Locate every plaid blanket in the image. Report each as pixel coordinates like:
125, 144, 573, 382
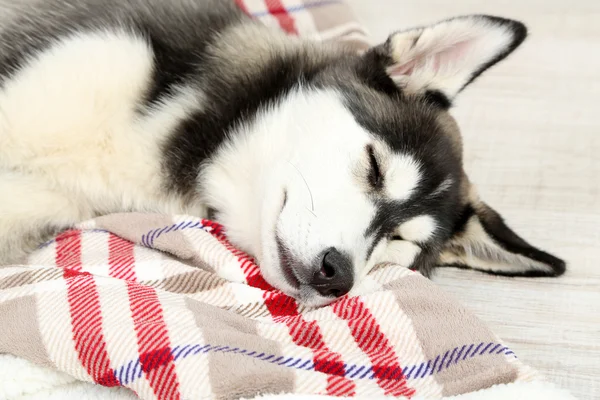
0, 1, 543, 399
1, 212, 539, 399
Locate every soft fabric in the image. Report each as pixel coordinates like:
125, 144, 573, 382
0, 213, 562, 399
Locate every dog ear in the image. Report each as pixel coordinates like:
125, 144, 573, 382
439, 186, 566, 277
364, 15, 527, 104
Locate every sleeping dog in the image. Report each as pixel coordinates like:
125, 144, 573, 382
0, 0, 565, 306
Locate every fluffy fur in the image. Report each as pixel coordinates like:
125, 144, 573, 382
0, 0, 565, 306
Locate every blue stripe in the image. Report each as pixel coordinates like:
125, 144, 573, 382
278, 357, 293, 365
455, 345, 467, 363
148, 228, 159, 246
110, 340, 514, 386
429, 355, 440, 376
142, 220, 209, 246
287, 358, 301, 368
471, 342, 484, 357
488, 344, 501, 354
480, 342, 493, 355
420, 360, 431, 378
446, 347, 458, 368
154, 226, 170, 241
438, 350, 449, 372
349, 365, 364, 379
414, 363, 424, 378
249, 0, 344, 18
462, 344, 474, 360
359, 367, 372, 379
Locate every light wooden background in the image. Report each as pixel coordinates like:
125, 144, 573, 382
347, 1, 600, 399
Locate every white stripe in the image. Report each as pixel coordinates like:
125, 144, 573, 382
156, 291, 213, 399
302, 307, 387, 397
131, 245, 165, 282
281, 0, 319, 37
177, 220, 247, 284
253, 0, 287, 31
80, 231, 109, 277
361, 292, 443, 398
28, 239, 58, 267
36, 282, 90, 382
96, 279, 156, 397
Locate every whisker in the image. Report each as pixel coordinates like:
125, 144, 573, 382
288, 162, 315, 214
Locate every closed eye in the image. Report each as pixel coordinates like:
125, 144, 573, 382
366, 144, 383, 189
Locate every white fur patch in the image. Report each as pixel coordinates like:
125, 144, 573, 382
382, 240, 422, 268
385, 155, 421, 200
398, 215, 437, 243
0, 30, 205, 262
202, 88, 378, 302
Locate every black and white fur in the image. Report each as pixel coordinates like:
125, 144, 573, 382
0, 0, 565, 306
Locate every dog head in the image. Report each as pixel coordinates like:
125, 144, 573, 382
205, 15, 565, 306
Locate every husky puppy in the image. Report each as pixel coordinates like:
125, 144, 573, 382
0, 0, 565, 305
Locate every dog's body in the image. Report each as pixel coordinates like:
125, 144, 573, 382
0, 0, 565, 305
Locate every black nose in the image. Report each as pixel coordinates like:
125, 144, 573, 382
310, 248, 354, 298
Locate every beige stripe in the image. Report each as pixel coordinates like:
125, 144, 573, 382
0, 268, 63, 289
185, 297, 295, 398
225, 301, 271, 319
141, 270, 227, 294
315, 22, 367, 41
387, 275, 518, 396
0, 295, 52, 367
308, 2, 365, 41
93, 212, 174, 246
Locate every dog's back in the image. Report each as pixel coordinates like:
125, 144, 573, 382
0, 0, 245, 262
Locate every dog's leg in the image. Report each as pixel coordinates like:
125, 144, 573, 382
0, 171, 88, 265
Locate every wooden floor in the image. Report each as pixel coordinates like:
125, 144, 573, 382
347, 1, 600, 398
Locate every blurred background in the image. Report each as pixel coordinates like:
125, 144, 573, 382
346, 0, 599, 398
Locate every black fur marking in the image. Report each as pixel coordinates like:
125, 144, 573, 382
423, 90, 452, 109
354, 48, 401, 96
139, 6, 245, 106
459, 16, 528, 92
366, 145, 383, 189
451, 203, 475, 236
163, 51, 336, 195
477, 203, 567, 276
443, 262, 564, 278
142, 34, 202, 105
340, 86, 463, 273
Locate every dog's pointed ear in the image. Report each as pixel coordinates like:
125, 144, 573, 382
440, 187, 566, 277
364, 15, 527, 104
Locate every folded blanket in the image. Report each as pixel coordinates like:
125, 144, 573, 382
0, 1, 576, 399
0, 212, 567, 399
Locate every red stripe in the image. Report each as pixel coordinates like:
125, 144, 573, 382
127, 282, 181, 400
206, 221, 354, 395
265, 0, 298, 34
264, 293, 355, 396
56, 231, 119, 387
206, 220, 408, 395
332, 297, 415, 397
108, 234, 137, 281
